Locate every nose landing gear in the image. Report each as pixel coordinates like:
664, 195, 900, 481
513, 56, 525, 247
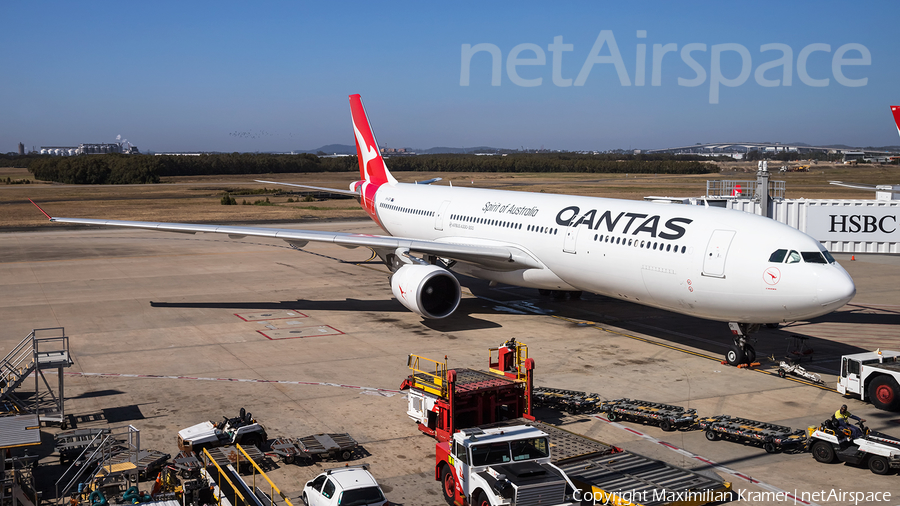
726, 323, 759, 366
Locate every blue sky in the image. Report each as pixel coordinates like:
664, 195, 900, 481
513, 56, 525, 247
2, 1, 898, 153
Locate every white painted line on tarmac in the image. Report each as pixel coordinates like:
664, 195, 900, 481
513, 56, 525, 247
54, 371, 401, 396
594, 415, 821, 506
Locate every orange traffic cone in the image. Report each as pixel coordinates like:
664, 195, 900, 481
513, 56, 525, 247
851, 255, 855, 261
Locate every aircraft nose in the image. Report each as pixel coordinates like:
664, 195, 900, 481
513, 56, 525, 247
818, 264, 856, 310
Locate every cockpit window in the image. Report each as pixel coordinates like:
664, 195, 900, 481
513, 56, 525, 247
768, 249, 787, 262
821, 250, 836, 264
786, 250, 802, 264
801, 251, 828, 264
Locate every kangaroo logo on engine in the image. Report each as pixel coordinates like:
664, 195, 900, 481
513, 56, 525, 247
555, 206, 692, 240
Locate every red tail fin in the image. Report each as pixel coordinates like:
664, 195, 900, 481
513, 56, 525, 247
349, 94, 397, 186
891, 106, 900, 138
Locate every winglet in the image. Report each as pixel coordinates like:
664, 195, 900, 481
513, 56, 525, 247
28, 199, 53, 221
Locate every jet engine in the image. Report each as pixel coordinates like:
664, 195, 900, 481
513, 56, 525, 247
390, 264, 461, 319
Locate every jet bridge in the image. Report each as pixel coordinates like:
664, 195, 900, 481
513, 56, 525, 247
646, 161, 900, 253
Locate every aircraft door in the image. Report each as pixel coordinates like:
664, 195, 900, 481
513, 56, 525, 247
435, 200, 451, 231
563, 220, 580, 254
841, 357, 861, 395
452, 440, 469, 498
702, 230, 736, 278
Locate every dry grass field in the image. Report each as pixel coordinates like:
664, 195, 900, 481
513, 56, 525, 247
2, 161, 900, 231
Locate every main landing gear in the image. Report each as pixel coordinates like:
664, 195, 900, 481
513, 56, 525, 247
726, 323, 759, 366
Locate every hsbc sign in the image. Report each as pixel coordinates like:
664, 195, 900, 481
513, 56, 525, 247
807, 206, 900, 242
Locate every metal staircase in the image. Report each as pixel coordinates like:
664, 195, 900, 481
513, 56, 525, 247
0, 327, 73, 425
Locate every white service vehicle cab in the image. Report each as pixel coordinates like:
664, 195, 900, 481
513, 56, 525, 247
837, 350, 900, 411
302, 465, 389, 506
437, 425, 577, 506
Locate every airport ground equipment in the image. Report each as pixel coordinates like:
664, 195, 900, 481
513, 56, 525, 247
837, 350, 900, 411
56, 425, 160, 505
777, 361, 823, 384
409, 342, 732, 506
269, 433, 358, 464
697, 415, 807, 454
436, 423, 580, 506
436, 420, 731, 506
600, 399, 698, 431
785, 334, 814, 363
200, 444, 295, 506
54, 428, 120, 464
205, 444, 269, 473
532, 387, 604, 414
809, 419, 900, 475
0, 327, 73, 427
177, 407, 268, 454
172, 451, 203, 479
400, 341, 535, 443
97, 449, 170, 481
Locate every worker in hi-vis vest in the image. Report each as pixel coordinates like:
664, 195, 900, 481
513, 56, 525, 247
835, 404, 865, 439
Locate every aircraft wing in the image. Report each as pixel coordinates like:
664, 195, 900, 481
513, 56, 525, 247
829, 181, 900, 193
37, 211, 543, 271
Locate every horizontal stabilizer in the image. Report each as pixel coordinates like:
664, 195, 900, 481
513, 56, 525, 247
254, 180, 359, 196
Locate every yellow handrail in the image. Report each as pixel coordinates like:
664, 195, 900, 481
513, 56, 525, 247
407, 354, 448, 394
202, 448, 247, 506
488, 341, 528, 380
236, 444, 295, 506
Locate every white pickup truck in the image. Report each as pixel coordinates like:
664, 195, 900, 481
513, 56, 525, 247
837, 350, 900, 411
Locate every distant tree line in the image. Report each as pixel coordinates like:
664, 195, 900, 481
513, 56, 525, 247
29, 154, 161, 184
0, 154, 36, 168
25, 152, 717, 184
384, 153, 718, 174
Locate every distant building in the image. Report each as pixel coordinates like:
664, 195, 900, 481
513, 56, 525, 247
842, 151, 865, 163
39, 142, 140, 156
18, 142, 24, 155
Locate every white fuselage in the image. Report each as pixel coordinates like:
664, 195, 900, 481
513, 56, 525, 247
371, 183, 855, 323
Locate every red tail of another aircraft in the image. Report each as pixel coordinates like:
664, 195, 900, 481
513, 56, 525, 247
891, 106, 900, 138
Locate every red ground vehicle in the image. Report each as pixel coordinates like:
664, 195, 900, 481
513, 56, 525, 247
399, 339, 534, 442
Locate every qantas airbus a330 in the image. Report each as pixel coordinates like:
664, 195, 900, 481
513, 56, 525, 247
31, 94, 856, 365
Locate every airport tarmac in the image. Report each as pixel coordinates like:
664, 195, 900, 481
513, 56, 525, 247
2, 221, 900, 506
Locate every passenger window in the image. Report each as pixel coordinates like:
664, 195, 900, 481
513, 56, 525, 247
322, 479, 336, 499
786, 251, 801, 264
769, 249, 787, 262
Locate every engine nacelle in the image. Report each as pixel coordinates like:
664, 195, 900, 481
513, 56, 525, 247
390, 264, 461, 319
